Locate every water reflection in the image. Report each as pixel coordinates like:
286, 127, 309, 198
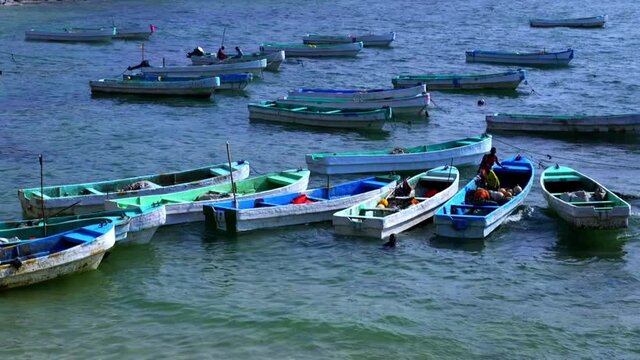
553, 224, 627, 261
428, 235, 486, 253
248, 121, 391, 141
90, 93, 217, 107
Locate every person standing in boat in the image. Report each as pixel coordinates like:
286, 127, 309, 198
233, 46, 244, 58
217, 46, 227, 60
478, 147, 502, 190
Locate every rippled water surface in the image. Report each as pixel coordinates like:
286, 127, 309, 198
1, 0, 639, 358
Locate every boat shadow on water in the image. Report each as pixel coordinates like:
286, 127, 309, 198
552, 224, 629, 260
428, 235, 486, 252
90, 93, 217, 107
248, 121, 391, 141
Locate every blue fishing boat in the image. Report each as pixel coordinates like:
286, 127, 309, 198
217, 73, 254, 91
0, 223, 115, 290
433, 155, 534, 239
203, 175, 399, 234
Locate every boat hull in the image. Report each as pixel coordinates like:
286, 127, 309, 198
90, 77, 219, 97
260, 42, 363, 57
277, 94, 431, 117
486, 113, 640, 133
302, 32, 395, 47
141, 59, 267, 78
530, 16, 607, 28
465, 49, 574, 66
289, 85, 426, 100
392, 70, 526, 90
191, 51, 285, 72
25, 28, 115, 42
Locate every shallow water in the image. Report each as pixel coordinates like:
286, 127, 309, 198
0, 0, 639, 358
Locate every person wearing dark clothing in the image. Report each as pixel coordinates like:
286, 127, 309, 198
382, 234, 397, 249
216, 46, 227, 60
234, 46, 244, 58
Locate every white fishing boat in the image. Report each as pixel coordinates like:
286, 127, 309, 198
540, 165, 630, 228
0, 223, 115, 290
288, 84, 426, 100
305, 134, 491, 175
25, 27, 116, 42
113, 25, 155, 40
90, 75, 220, 97
104, 169, 311, 225
302, 32, 396, 47
189, 49, 285, 71
530, 15, 607, 28
434, 156, 534, 239
259, 42, 363, 57
140, 59, 267, 78
203, 176, 399, 234
333, 166, 459, 239
248, 101, 391, 130
277, 94, 431, 117
465, 49, 574, 66
392, 70, 526, 90
485, 113, 640, 133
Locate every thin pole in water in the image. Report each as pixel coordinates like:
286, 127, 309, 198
226, 142, 238, 208
39, 154, 47, 236
141, 43, 145, 61
221, 27, 227, 48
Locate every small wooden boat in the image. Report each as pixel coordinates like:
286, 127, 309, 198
18, 161, 250, 219
486, 113, 640, 133
90, 75, 219, 97
203, 175, 399, 234
0, 223, 115, 290
333, 166, 459, 239
434, 155, 535, 239
190, 50, 285, 71
302, 32, 396, 47
277, 94, 431, 117
140, 59, 267, 78
530, 15, 607, 28
540, 165, 630, 228
248, 101, 391, 130
104, 169, 311, 225
217, 73, 253, 91
392, 70, 527, 90
288, 84, 427, 100
1, 205, 166, 246
306, 134, 492, 175
25, 27, 116, 42
113, 25, 155, 40
465, 49, 574, 66
259, 42, 363, 57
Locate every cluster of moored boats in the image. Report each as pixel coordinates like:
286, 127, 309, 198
3, 14, 634, 290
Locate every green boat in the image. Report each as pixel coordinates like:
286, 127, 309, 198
104, 169, 310, 225
18, 161, 250, 219
392, 70, 526, 90
0, 217, 127, 246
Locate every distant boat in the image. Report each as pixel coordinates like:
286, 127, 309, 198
465, 48, 574, 66
288, 84, 427, 101
25, 27, 116, 42
530, 15, 607, 28
113, 24, 156, 40
217, 73, 254, 91
277, 94, 431, 117
189, 49, 285, 72
0, 223, 115, 290
305, 134, 492, 175
259, 42, 363, 57
248, 101, 391, 130
434, 155, 535, 239
392, 70, 526, 90
302, 32, 396, 47
204, 175, 399, 234
540, 165, 630, 229
90, 75, 219, 97
18, 161, 250, 218
485, 113, 640, 133
140, 59, 267, 78
333, 166, 459, 239
104, 169, 311, 225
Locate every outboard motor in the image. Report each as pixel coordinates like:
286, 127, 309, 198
127, 60, 151, 71
186, 46, 205, 58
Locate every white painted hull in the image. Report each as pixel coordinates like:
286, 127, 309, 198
466, 49, 574, 66
217, 80, 251, 91
0, 227, 115, 290
260, 42, 363, 57
19, 164, 250, 219
277, 94, 431, 116
191, 51, 285, 71
25, 28, 115, 42
114, 28, 153, 40
117, 205, 166, 245
333, 170, 459, 239
90, 77, 219, 97
288, 85, 426, 100
306, 136, 492, 175
530, 16, 606, 28
486, 113, 640, 133
159, 176, 309, 225
141, 59, 267, 78
392, 71, 526, 90
302, 32, 395, 47
249, 105, 388, 130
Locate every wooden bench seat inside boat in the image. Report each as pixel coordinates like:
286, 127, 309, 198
210, 168, 230, 176
361, 180, 390, 188
544, 174, 582, 182
62, 232, 95, 244
324, 109, 342, 114
83, 187, 104, 195
267, 175, 293, 185
499, 165, 530, 173
290, 107, 308, 112
31, 191, 51, 199
420, 175, 453, 182
570, 200, 616, 206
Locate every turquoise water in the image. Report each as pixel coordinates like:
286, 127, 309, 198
1, 0, 639, 358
